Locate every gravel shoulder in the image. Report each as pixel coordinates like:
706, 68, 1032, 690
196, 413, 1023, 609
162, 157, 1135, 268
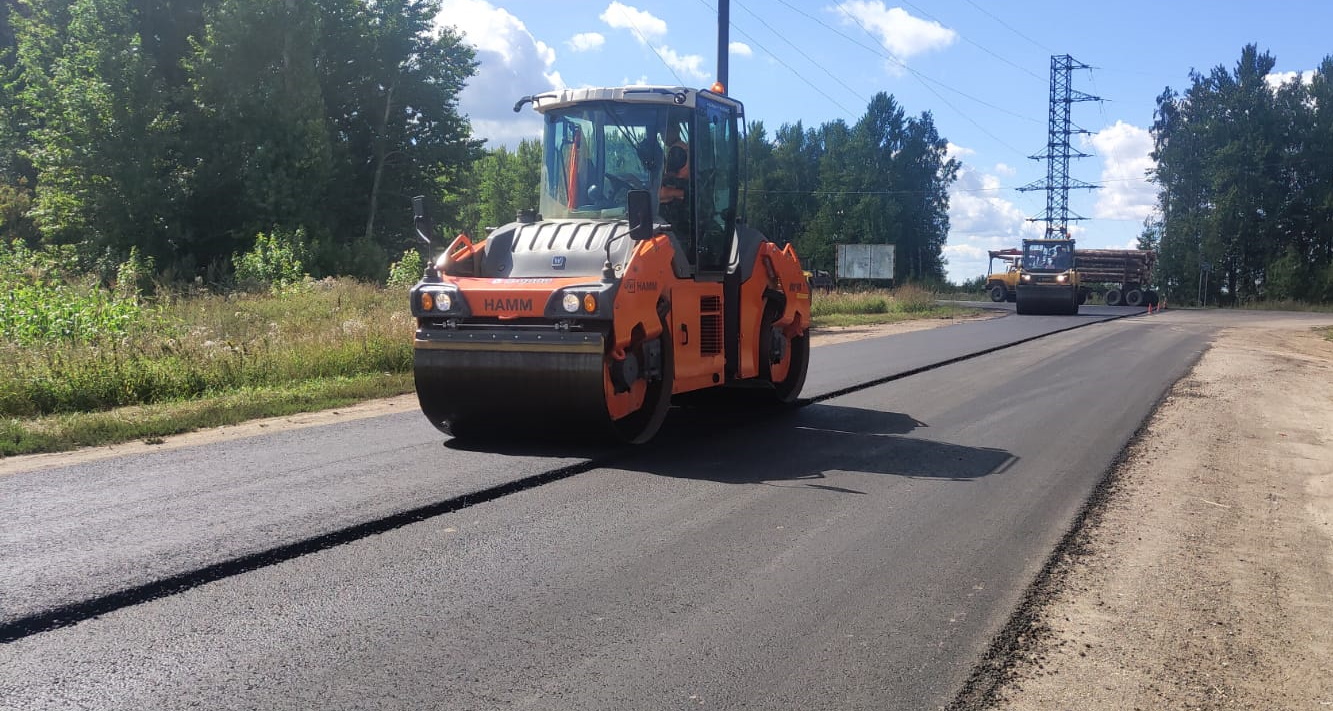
983, 318, 1333, 710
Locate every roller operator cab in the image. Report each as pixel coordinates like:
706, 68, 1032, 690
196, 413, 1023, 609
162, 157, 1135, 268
409, 86, 812, 444
1014, 238, 1081, 315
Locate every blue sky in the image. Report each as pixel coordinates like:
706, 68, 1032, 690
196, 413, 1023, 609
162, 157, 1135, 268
435, 0, 1332, 282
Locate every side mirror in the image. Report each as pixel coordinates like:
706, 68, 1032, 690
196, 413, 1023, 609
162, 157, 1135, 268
627, 189, 653, 241
411, 195, 434, 246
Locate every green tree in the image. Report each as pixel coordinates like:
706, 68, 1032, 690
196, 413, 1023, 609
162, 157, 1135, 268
742, 120, 821, 264
1152, 44, 1333, 304
458, 137, 541, 237
17, 0, 184, 263
187, 0, 332, 271
315, 0, 480, 275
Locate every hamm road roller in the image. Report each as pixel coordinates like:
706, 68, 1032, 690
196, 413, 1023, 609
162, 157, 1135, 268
408, 85, 811, 443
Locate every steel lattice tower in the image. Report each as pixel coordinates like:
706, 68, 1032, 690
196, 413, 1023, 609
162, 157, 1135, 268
1018, 55, 1101, 238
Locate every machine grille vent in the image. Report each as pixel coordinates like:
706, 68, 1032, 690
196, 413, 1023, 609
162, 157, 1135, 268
699, 295, 723, 356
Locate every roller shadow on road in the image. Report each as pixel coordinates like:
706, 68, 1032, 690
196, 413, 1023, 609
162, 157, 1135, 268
618, 402, 1018, 486
434, 399, 1016, 489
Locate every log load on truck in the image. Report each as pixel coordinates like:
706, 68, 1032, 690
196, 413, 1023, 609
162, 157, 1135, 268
1075, 248, 1157, 306
988, 246, 1157, 307
407, 85, 811, 444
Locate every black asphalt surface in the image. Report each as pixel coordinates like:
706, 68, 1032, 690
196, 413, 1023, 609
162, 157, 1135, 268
1, 307, 1208, 709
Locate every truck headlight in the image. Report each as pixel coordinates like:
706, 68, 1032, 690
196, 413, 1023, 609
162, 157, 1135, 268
562, 293, 581, 313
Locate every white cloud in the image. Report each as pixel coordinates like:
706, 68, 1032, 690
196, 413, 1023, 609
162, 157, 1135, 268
945, 161, 1044, 283
437, 0, 562, 148
730, 41, 752, 58
1265, 69, 1315, 90
567, 32, 605, 53
944, 243, 989, 261
1087, 121, 1157, 222
993, 163, 1016, 177
946, 142, 975, 160
830, 1, 956, 68
656, 45, 710, 81
596, 3, 707, 82
599, 2, 667, 42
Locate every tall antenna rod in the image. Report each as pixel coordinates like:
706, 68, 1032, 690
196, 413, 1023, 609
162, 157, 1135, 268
716, 0, 729, 90
1017, 54, 1100, 238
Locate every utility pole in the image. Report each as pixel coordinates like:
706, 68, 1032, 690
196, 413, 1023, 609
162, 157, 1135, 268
1018, 55, 1101, 238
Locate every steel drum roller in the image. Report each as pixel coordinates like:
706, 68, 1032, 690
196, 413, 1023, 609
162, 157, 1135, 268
414, 329, 613, 438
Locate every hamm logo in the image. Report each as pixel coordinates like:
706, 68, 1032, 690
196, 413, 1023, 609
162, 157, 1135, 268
484, 298, 533, 312
551, 255, 567, 269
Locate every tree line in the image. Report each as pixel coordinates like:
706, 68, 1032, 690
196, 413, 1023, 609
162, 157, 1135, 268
1150, 44, 1333, 304
1, 0, 958, 285
1, 0, 479, 282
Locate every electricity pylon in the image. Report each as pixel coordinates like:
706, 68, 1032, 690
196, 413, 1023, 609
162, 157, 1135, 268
1018, 55, 1101, 238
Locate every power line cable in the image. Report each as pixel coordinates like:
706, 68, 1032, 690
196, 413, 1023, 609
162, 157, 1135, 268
834, 4, 1032, 158
617, 8, 684, 85
880, 0, 1046, 82
771, 0, 1042, 124
734, 0, 869, 105
695, 0, 861, 118
959, 0, 1054, 55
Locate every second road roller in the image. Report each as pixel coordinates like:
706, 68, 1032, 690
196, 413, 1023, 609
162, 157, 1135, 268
408, 85, 811, 444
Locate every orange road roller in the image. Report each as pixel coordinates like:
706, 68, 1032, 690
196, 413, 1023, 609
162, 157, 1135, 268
409, 86, 810, 443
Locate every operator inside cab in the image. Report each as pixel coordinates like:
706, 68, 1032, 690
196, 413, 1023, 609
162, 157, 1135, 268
658, 114, 692, 256
1049, 244, 1071, 270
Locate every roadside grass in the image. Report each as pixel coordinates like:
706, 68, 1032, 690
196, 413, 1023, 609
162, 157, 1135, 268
1317, 326, 1333, 342
1, 279, 980, 458
0, 373, 413, 456
810, 284, 982, 328
1231, 299, 1333, 313
1, 279, 416, 456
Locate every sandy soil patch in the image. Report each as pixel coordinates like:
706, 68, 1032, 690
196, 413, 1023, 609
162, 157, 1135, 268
986, 322, 1333, 710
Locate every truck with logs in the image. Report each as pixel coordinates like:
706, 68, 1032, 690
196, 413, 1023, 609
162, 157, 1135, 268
987, 246, 1157, 307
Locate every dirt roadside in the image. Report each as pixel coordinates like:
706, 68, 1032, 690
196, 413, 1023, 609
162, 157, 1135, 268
977, 316, 1333, 710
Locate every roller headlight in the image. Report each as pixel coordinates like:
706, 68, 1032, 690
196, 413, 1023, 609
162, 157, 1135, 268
415, 287, 464, 316
562, 293, 581, 313
1056, 274, 1068, 283
1021, 274, 1032, 282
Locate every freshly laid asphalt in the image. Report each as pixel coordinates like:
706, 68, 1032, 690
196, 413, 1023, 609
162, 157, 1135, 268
2, 305, 1210, 709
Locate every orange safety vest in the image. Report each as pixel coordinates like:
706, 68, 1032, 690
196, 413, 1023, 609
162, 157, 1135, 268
659, 140, 689, 203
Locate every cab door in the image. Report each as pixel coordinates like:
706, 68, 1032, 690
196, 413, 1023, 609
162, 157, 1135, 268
691, 96, 739, 277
